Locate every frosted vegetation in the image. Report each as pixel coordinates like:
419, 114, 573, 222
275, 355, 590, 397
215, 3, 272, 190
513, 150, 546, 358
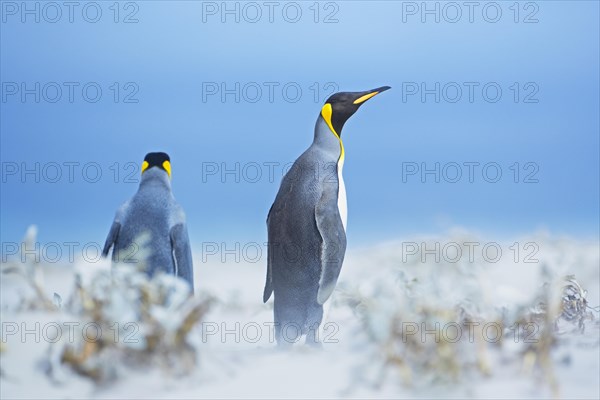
1, 227, 598, 399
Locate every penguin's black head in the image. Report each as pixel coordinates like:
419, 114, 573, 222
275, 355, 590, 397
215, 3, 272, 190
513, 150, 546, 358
321, 86, 391, 136
141, 152, 171, 178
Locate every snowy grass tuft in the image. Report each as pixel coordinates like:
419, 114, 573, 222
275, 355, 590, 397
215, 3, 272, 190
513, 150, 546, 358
339, 233, 599, 397
2, 227, 212, 385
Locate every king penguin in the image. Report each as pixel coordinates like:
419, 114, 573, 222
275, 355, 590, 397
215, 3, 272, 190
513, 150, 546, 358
102, 152, 194, 291
263, 86, 391, 345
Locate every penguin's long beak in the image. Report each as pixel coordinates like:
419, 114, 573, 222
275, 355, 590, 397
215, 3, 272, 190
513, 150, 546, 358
352, 86, 391, 105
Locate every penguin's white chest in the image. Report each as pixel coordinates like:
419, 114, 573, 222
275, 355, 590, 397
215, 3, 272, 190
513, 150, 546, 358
337, 161, 347, 231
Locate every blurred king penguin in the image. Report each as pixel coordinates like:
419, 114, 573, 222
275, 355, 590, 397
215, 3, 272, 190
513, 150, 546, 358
263, 86, 390, 345
102, 152, 194, 291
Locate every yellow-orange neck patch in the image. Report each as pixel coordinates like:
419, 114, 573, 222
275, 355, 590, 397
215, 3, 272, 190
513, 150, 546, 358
321, 103, 336, 136
162, 160, 172, 178
321, 103, 345, 163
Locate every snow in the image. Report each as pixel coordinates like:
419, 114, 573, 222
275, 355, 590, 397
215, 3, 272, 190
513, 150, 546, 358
1, 230, 599, 399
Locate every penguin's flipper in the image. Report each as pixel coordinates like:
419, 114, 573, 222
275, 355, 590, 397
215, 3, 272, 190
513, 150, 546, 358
263, 206, 274, 303
315, 189, 347, 305
263, 263, 273, 303
170, 223, 194, 292
102, 221, 121, 258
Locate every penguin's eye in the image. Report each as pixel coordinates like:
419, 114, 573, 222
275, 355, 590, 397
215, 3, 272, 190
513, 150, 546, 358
162, 160, 172, 178
141, 161, 149, 174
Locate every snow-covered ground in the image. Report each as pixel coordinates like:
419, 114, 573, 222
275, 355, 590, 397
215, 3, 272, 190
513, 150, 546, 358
1, 230, 599, 399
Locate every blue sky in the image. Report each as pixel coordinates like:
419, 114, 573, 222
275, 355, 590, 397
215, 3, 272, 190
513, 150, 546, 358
1, 0, 599, 248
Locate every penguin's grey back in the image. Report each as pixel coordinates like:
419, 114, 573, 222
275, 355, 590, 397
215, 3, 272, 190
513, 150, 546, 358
113, 171, 181, 276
